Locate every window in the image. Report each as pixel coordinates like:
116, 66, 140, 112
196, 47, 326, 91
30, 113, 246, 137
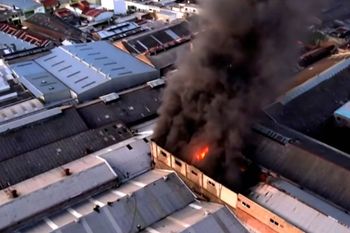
208, 180, 215, 187
161, 150, 167, 157
191, 170, 198, 176
242, 201, 250, 208
270, 218, 279, 226
175, 159, 182, 167
126, 144, 133, 150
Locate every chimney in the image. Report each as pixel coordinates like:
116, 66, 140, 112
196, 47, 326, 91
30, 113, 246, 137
10, 189, 19, 198
64, 168, 72, 176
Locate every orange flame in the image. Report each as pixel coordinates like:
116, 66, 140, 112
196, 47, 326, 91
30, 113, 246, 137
196, 146, 209, 161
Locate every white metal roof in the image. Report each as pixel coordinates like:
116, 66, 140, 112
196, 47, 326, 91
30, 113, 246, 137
143, 201, 248, 233
0, 65, 10, 94
11, 61, 71, 100
0, 155, 117, 231
0, 107, 62, 133
19, 170, 196, 233
250, 183, 350, 233
0, 99, 43, 123
62, 41, 156, 80
96, 22, 140, 39
35, 47, 108, 95
32, 41, 158, 97
269, 177, 350, 227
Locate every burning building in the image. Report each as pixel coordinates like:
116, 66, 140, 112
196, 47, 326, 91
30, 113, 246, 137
148, 0, 350, 231
154, 0, 328, 191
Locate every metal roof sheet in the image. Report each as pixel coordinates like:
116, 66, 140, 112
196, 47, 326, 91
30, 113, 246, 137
0, 0, 41, 10
0, 31, 36, 53
0, 74, 9, 94
143, 202, 248, 233
11, 61, 71, 101
96, 22, 140, 40
269, 177, 350, 227
62, 41, 157, 80
77, 85, 162, 128
35, 47, 108, 95
0, 156, 117, 231
250, 124, 350, 211
250, 183, 350, 233
0, 107, 62, 133
19, 170, 196, 233
0, 108, 88, 164
98, 139, 152, 183
0, 122, 132, 189
0, 99, 43, 123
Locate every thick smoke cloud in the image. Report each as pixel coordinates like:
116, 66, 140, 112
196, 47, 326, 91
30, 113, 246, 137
154, 0, 327, 189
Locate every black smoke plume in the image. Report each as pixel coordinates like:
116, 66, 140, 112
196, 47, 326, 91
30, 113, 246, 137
154, 0, 327, 190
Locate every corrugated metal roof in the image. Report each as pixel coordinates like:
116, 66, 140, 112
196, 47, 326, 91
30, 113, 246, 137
0, 122, 132, 189
0, 107, 62, 133
98, 139, 152, 183
250, 132, 350, 211
123, 21, 191, 55
11, 61, 71, 102
25, 41, 159, 98
269, 177, 350, 227
0, 99, 43, 123
0, 0, 41, 10
96, 22, 141, 40
77, 85, 162, 128
280, 58, 350, 104
62, 41, 157, 80
143, 202, 248, 233
19, 170, 196, 233
35, 46, 108, 95
0, 108, 88, 164
250, 183, 350, 233
0, 71, 10, 94
0, 155, 117, 232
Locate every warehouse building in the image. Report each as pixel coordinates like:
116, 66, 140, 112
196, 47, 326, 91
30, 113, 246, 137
248, 58, 350, 211
11, 61, 71, 103
11, 41, 160, 102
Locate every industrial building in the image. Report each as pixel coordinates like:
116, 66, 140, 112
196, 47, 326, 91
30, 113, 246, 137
115, 21, 192, 71
0, 138, 249, 233
92, 22, 146, 41
11, 41, 159, 102
2, 53, 350, 232
1, 1, 350, 232
248, 57, 350, 212
0, 22, 53, 58
23, 13, 86, 43
0, 78, 251, 232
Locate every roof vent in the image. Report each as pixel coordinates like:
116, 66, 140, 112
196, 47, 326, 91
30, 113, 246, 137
93, 205, 100, 213
64, 168, 72, 176
10, 189, 19, 198
99, 92, 120, 104
147, 78, 165, 88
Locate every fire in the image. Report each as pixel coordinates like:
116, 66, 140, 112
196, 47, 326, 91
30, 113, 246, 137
196, 146, 209, 161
